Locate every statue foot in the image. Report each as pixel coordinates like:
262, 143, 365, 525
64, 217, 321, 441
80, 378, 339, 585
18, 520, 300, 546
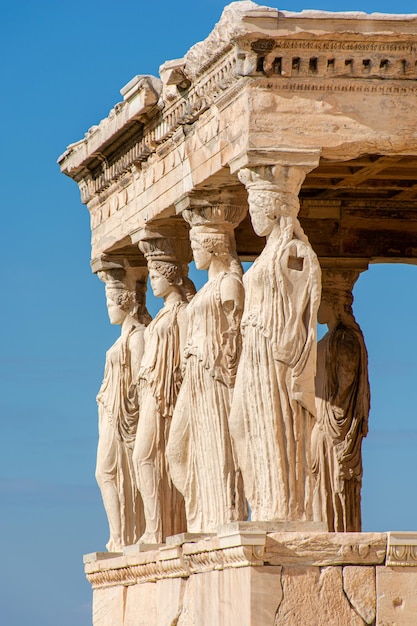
106, 536, 123, 552
138, 531, 162, 545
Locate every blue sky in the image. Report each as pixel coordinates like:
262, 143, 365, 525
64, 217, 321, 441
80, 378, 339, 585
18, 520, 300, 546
1, 1, 417, 624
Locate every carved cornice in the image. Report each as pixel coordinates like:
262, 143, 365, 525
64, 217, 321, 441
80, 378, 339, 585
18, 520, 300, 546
387, 532, 417, 567
85, 530, 393, 589
59, 4, 417, 224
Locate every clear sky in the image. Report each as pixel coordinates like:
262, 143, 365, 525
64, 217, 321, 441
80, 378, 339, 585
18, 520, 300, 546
1, 1, 417, 624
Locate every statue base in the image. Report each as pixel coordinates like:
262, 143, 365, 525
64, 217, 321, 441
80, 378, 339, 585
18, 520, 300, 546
84, 528, 417, 625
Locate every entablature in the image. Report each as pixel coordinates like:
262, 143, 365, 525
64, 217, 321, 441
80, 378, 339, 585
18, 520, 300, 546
58, 2, 417, 266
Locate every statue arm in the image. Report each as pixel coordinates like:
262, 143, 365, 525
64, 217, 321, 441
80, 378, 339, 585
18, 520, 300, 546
128, 327, 146, 382
219, 273, 244, 331
218, 274, 244, 384
176, 306, 188, 366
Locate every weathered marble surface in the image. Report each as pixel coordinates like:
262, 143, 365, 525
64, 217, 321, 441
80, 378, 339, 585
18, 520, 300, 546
95, 262, 150, 551
312, 268, 370, 532
343, 566, 376, 624
59, 3, 417, 261
229, 163, 321, 522
264, 532, 387, 566
167, 203, 247, 533
58, 2, 417, 624
132, 236, 193, 544
84, 530, 417, 626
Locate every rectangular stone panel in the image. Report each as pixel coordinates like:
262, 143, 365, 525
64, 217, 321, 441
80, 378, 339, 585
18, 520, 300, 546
124, 581, 157, 626
376, 566, 417, 625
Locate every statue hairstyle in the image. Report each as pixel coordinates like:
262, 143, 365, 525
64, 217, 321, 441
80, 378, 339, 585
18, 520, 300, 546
99, 268, 152, 326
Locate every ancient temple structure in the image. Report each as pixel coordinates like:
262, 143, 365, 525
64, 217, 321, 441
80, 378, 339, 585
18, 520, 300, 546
59, 3, 417, 624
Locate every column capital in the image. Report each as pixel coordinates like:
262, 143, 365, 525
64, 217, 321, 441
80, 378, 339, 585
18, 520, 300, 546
91, 252, 147, 277
175, 189, 247, 233
228, 148, 321, 176
131, 217, 193, 265
174, 188, 246, 215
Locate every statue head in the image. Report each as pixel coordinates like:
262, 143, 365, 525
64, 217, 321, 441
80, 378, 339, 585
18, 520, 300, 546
318, 269, 360, 328
238, 165, 303, 237
98, 266, 151, 326
189, 229, 232, 270
139, 238, 196, 302
183, 205, 245, 276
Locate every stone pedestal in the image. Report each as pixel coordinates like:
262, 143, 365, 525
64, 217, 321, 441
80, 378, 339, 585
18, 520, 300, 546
84, 529, 417, 625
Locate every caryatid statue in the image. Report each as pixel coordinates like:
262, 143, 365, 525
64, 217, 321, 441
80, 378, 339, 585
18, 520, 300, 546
312, 268, 370, 532
132, 232, 195, 544
229, 163, 321, 522
167, 198, 248, 533
95, 260, 151, 552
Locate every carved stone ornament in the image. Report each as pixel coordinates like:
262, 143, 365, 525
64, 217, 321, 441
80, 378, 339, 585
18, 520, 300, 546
132, 234, 196, 544
167, 202, 248, 533
95, 260, 151, 552
312, 268, 370, 532
229, 163, 321, 522
386, 532, 417, 567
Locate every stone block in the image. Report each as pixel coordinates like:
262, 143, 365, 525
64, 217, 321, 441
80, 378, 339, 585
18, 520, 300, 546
265, 532, 387, 566
376, 566, 417, 625
156, 578, 186, 625
343, 566, 376, 624
124, 582, 157, 626
92, 586, 125, 626
178, 566, 282, 626
276, 566, 366, 625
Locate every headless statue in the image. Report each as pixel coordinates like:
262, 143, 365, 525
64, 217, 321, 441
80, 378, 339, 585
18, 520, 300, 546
312, 269, 370, 532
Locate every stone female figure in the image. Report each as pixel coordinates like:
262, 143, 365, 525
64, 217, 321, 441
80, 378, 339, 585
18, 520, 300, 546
167, 207, 247, 533
133, 252, 194, 544
229, 166, 321, 522
312, 269, 370, 532
96, 267, 151, 551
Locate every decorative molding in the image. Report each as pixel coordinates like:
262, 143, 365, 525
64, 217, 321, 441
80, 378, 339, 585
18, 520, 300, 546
263, 532, 387, 566
387, 532, 417, 567
62, 28, 417, 207
84, 531, 392, 589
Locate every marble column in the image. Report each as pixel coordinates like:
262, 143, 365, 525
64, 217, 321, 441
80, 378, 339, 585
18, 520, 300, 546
93, 254, 150, 551
312, 264, 370, 532
130, 221, 195, 544
229, 158, 321, 523
167, 190, 248, 533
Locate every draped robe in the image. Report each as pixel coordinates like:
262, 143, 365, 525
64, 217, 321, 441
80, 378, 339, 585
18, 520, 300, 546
136, 302, 187, 539
96, 324, 145, 550
167, 272, 246, 533
312, 323, 370, 531
229, 232, 321, 521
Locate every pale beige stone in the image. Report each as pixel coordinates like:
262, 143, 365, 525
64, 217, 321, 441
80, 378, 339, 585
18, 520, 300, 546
124, 581, 157, 626
276, 566, 365, 625
312, 268, 370, 532
92, 586, 125, 626
264, 532, 387, 566
343, 566, 376, 624
376, 566, 417, 626
95, 260, 150, 552
178, 566, 282, 626
156, 578, 186, 626
387, 531, 417, 567
132, 233, 194, 544
167, 199, 247, 533
229, 162, 321, 522
59, 4, 417, 625
59, 5, 417, 261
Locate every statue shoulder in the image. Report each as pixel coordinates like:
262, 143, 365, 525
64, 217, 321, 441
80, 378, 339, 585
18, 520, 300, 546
127, 323, 146, 349
219, 272, 244, 307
